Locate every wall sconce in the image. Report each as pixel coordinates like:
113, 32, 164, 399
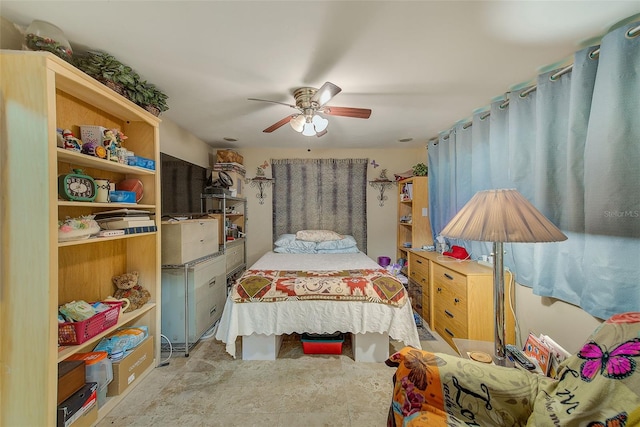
246, 167, 274, 205
368, 169, 396, 207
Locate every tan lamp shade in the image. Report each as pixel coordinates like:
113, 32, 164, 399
440, 189, 567, 243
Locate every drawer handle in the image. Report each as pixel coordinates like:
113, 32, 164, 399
444, 328, 455, 337
416, 259, 423, 264
420, 278, 426, 283
209, 278, 216, 287
454, 298, 460, 304
437, 287, 442, 293
444, 273, 454, 280
210, 306, 217, 316
445, 309, 454, 318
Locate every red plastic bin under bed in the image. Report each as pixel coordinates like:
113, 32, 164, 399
301, 332, 345, 355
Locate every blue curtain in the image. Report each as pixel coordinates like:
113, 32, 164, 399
428, 21, 640, 319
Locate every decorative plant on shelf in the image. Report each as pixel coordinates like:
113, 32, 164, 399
73, 51, 138, 96
73, 50, 169, 116
124, 78, 169, 116
143, 82, 169, 116
412, 163, 428, 176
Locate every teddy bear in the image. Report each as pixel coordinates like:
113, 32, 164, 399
112, 271, 151, 313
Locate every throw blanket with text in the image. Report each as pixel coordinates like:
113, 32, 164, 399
232, 268, 407, 307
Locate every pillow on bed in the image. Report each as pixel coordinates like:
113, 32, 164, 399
295, 229, 343, 242
273, 246, 318, 254
316, 235, 357, 250
316, 247, 360, 254
274, 234, 317, 250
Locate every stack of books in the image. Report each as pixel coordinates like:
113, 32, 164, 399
94, 209, 156, 235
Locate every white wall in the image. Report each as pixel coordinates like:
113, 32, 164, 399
159, 119, 214, 169
515, 285, 602, 353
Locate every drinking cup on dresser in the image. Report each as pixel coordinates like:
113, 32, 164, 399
95, 179, 110, 203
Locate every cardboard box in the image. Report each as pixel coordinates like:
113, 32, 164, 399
107, 336, 154, 397
212, 170, 244, 198
57, 382, 97, 427
68, 403, 97, 427
58, 360, 86, 405
216, 149, 243, 165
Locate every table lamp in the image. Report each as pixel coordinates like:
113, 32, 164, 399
439, 189, 567, 360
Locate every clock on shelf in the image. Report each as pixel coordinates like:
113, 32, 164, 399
58, 168, 97, 201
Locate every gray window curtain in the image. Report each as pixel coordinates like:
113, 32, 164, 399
271, 158, 368, 252
428, 21, 640, 319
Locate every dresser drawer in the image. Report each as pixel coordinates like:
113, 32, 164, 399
435, 309, 468, 342
193, 256, 225, 293
432, 264, 466, 290
195, 297, 222, 338
433, 282, 466, 316
161, 219, 219, 265
225, 241, 245, 273
409, 255, 430, 278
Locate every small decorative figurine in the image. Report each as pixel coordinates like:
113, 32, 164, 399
62, 129, 82, 152
103, 129, 119, 161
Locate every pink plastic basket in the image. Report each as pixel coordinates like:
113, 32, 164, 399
58, 301, 123, 345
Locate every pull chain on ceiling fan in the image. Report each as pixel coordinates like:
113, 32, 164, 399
248, 82, 372, 137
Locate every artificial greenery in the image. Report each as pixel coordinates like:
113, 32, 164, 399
73, 50, 169, 113
413, 163, 428, 176
73, 51, 137, 87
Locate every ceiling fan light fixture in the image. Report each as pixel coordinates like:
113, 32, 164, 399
312, 115, 329, 132
302, 122, 316, 136
290, 114, 305, 133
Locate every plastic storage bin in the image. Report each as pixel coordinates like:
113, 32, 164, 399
109, 190, 136, 203
65, 351, 113, 408
301, 332, 344, 354
58, 301, 123, 345
127, 155, 156, 170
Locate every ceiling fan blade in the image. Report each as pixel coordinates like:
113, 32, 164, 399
310, 82, 341, 107
248, 98, 297, 109
322, 106, 372, 119
263, 115, 296, 133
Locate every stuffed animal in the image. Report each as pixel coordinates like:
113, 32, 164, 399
112, 271, 150, 313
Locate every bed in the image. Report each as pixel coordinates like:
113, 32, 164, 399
214, 249, 421, 362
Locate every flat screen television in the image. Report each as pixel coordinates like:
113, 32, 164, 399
160, 153, 209, 217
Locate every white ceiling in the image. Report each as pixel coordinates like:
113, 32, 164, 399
2, 1, 639, 150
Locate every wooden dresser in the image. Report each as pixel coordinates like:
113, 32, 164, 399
407, 250, 515, 351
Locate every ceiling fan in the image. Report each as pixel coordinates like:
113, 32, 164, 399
248, 82, 371, 137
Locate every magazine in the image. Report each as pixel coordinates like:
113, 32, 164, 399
523, 333, 551, 375
539, 334, 571, 378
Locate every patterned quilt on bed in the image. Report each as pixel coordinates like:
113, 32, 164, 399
232, 268, 408, 307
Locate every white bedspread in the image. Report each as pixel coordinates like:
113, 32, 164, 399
215, 251, 421, 357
